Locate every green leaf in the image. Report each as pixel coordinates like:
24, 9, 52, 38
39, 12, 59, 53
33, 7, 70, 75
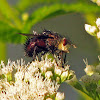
16, 0, 60, 12
0, 2, 100, 44
0, 0, 22, 29
23, 3, 100, 32
84, 13, 97, 25
77, 89, 93, 100
0, 13, 15, 28
0, 21, 25, 43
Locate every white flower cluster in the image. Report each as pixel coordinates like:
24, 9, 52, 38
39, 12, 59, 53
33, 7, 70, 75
85, 18, 100, 38
91, 0, 100, 6
80, 58, 100, 95
0, 57, 70, 100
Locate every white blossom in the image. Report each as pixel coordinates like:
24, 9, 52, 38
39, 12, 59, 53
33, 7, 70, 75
0, 59, 66, 100
90, 73, 100, 83
83, 59, 95, 75
15, 71, 25, 81
46, 98, 53, 100
45, 71, 53, 78
96, 0, 100, 6
1, 60, 14, 74
55, 92, 65, 100
85, 24, 97, 35
55, 66, 63, 76
61, 71, 69, 82
80, 75, 92, 84
84, 65, 95, 75
96, 18, 100, 29
97, 32, 100, 38
40, 60, 54, 73
91, 0, 100, 6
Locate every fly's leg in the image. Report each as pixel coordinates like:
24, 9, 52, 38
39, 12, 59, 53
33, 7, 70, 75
56, 51, 67, 68
32, 46, 38, 61
60, 51, 64, 68
54, 50, 64, 67
39, 50, 47, 61
64, 53, 67, 65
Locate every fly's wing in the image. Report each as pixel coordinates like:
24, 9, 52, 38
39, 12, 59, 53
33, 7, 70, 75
18, 33, 38, 37
18, 29, 58, 39
18, 33, 52, 39
18, 32, 60, 45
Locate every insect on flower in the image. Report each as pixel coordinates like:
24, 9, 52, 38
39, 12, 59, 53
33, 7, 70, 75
18, 30, 76, 67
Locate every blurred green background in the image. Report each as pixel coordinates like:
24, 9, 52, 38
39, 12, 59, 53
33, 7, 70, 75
0, 0, 100, 99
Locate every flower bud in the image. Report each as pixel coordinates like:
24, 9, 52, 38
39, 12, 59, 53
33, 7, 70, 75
96, 18, 100, 29
85, 24, 97, 36
55, 92, 65, 100
68, 70, 75, 80
64, 65, 70, 71
80, 74, 100, 92
55, 67, 62, 76
61, 71, 69, 82
56, 77, 60, 83
92, 0, 100, 6
91, 0, 96, 2
80, 75, 92, 84
97, 32, 100, 38
84, 65, 95, 76
46, 98, 53, 100
45, 71, 53, 79
96, 0, 100, 6
41, 61, 53, 73
22, 13, 29, 21
15, 71, 24, 81
90, 73, 100, 83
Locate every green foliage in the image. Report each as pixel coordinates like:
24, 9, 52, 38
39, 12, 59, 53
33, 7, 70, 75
0, 0, 21, 29
0, 0, 100, 43
16, 0, 60, 12
0, 21, 24, 43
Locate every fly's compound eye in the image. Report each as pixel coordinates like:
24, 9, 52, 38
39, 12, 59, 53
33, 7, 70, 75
63, 38, 67, 46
